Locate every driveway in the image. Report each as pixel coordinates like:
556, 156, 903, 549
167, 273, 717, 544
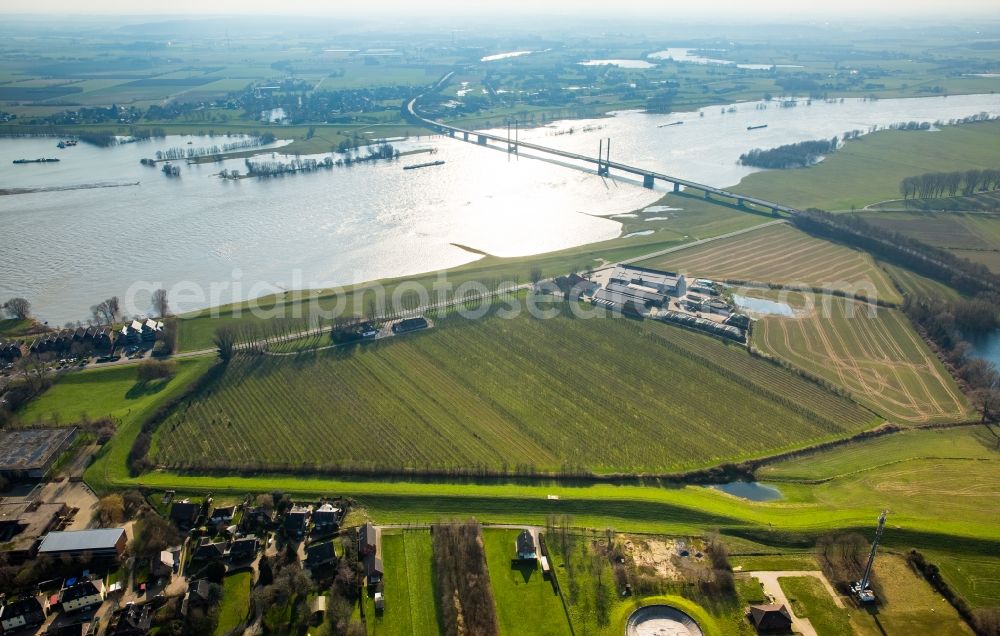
748, 570, 844, 636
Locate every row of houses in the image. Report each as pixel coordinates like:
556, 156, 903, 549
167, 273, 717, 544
1, 577, 151, 635
284, 502, 344, 539
189, 535, 260, 564
0, 319, 165, 362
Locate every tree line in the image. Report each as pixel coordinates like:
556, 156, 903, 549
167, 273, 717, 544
154, 134, 275, 161
431, 521, 500, 636
902, 294, 1000, 420
791, 209, 1000, 421
791, 209, 1000, 297
908, 549, 1000, 636
900, 168, 1000, 199
739, 137, 839, 169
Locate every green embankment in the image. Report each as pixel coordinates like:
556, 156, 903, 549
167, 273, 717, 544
154, 312, 874, 475
736, 120, 1000, 211
879, 261, 966, 302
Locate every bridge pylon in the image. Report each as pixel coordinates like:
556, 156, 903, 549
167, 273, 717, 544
597, 138, 611, 177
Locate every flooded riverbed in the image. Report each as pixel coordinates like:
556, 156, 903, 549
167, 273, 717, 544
2, 92, 998, 322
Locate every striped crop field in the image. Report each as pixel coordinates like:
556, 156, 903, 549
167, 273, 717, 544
638, 223, 901, 304
880, 262, 965, 302
858, 210, 1000, 274
150, 311, 876, 475
753, 293, 971, 424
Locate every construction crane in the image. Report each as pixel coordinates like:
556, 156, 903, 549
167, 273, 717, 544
852, 510, 888, 603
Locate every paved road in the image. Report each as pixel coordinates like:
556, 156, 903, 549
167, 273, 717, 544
748, 570, 844, 636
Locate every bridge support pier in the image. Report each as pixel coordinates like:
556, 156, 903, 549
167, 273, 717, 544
643, 174, 655, 189
477, 135, 487, 145
447, 130, 455, 138
737, 198, 745, 208
704, 191, 711, 200
463, 131, 469, 141
597, 165, 609, 177
673, 182, 680, 193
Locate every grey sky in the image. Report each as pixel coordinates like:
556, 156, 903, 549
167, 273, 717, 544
4, 0, 998, 17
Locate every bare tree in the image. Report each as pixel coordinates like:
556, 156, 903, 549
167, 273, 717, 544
530, 267, 543, 287
91, 296, 121, 326
2, 297, 31, 320
214, 325, 237, 362
152, 289, 169, 318
17, 355, 52, 396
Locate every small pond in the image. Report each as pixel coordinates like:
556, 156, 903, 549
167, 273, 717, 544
732, 294, 794, 317
709, 481, 783, 502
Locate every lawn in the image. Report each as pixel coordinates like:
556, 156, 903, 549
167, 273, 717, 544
778, 575, 853, 636
366, 531, 441, 636
0, 318, 42, 338
482, 529, 571, 636
544, 528, 742, 636
637, 223, 901, 304
759, 425, 1000, 605
11, 357, 218, 490
18, 358, 214, 429
848, 555, 974, 635
921, 550, 1000, 609
735, 119, 1000, 211
153, 310, 874, 475
215, 571, 252, 636
752, 292, 971, 423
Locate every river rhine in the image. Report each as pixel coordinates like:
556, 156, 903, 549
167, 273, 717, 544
1, 92, 998, 324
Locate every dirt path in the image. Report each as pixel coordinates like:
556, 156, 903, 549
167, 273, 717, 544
748, 570, 844, 636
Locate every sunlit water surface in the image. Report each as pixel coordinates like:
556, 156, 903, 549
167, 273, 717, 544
1, 92, 998, 323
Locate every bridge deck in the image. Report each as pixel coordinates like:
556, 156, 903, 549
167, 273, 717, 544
405, 74, 799, 215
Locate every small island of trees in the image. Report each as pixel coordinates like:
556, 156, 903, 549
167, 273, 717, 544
739, 137, 839, 169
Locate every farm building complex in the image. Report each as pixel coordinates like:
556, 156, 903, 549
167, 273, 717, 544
592, 265, 686, 311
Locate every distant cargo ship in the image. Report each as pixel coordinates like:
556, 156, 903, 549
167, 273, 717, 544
56, 140, 78, 148
747, 124, 769, 130
657, 121, 684, 128
13, 158, 60, 164
403, 160, 445, 170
